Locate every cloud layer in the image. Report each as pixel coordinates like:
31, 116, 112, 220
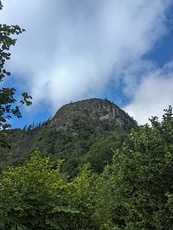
124, 61, 173, 124
1, 0, 173, 124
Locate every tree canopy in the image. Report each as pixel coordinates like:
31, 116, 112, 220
0, 150, 100, 229
0, 107, 173, 229
97, 106, 173, 229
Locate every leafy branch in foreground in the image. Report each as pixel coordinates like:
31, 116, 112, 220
0, 1, 32, 149
0, 150, 100, 229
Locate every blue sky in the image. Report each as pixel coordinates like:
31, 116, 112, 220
1, 0, 173, 128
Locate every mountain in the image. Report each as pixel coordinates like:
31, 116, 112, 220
0, 98, 138, 176
50, 98, 137, 134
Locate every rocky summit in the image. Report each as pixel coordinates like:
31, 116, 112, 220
50, 98, 138, 134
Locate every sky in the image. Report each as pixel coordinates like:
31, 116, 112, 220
1, 0, 173, 128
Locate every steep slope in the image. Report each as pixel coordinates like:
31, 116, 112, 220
50, 98, 137, 134
0, 98, 138, 175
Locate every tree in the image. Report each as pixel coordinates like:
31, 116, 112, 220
0, 1, 32, 148
83, 137, 119, 173
0, 150, 100, 229
97, 106, 173, 229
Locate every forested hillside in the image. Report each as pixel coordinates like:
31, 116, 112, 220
0, 98, 138, 176
1, 1, 173, 228
0, 106, 173, 229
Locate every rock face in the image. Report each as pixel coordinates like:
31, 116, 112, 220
50, 98, 137, 135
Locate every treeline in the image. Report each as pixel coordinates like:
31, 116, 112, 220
0, 113, 131, 176
0, 107, 173, 229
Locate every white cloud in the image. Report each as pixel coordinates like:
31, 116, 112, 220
124, 60, 173, 124
1, 0, 173, 122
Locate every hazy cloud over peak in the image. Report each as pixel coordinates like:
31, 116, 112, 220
1, 0, 173, 125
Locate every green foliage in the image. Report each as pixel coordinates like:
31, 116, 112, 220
0, 122, 127, 176
83, 136, 120, 173
1, 107, 173, 229
97, 106, 173, 229
0, 1, 32, 150
0, 150, 100, 229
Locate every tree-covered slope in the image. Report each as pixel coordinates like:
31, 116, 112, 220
0, 98, 138, 175
1, 107, 173, 229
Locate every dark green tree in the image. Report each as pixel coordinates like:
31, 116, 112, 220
0, 1, 32, 148
83, 137, 119, 173
97, 106, 173, 229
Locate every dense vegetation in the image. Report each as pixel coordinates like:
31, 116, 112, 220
0, 107, 173, 229
0, 98, 138, 176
